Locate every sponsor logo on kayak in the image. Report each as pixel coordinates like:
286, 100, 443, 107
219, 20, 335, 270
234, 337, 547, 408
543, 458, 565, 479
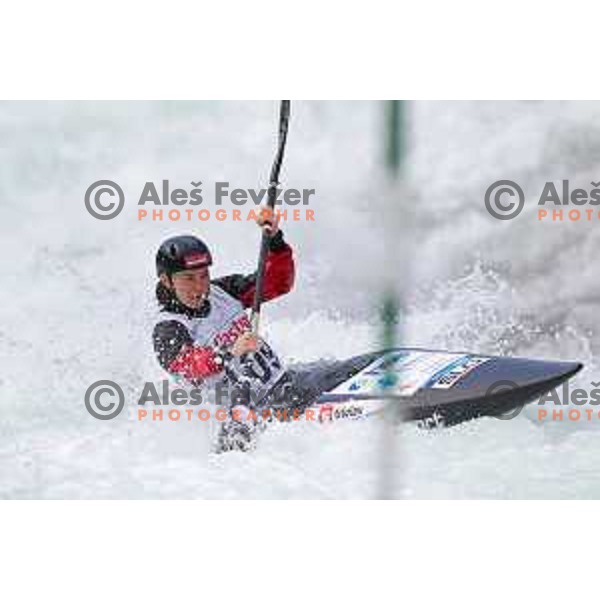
318, 403, 366, 422
331, 351, 489, 396
485, 178, 600, 222
84, 179, 316, 222
416, 412, 445, 429
428, 356, 489, 389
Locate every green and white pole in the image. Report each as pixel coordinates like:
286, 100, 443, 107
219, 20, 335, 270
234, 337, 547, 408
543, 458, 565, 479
377, 100, 407, 499
381, 99, 404, 362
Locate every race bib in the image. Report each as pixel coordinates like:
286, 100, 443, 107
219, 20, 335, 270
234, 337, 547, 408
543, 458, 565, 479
222, 340, 286, 405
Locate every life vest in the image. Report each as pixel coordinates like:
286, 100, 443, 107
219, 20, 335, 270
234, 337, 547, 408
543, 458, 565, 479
156, 284, 285, 404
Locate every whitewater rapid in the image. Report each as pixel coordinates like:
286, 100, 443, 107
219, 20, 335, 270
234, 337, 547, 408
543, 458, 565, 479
1, 100, 599, 498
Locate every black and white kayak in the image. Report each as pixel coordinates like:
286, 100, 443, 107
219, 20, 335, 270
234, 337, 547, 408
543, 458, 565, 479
290, 348, 583, 428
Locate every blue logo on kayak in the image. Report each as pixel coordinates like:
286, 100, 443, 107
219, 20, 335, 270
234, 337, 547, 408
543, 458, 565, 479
378, 373, 398, 390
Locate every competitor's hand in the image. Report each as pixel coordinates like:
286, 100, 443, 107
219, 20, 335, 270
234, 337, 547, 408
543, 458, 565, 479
231, 332, 259, 357
257, 208, 280, 237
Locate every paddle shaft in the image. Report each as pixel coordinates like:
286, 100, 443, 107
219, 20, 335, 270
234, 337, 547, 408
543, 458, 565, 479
251, 100, 291, 333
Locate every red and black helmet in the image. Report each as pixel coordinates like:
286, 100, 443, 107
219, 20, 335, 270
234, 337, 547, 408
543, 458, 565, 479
156, 235, 213, 276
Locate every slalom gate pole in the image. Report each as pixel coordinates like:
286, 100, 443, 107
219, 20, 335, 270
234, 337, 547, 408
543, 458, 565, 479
251, 100, 291, 334
377, 100, 406, 499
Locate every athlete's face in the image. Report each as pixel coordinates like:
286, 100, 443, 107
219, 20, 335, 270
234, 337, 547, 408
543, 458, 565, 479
167, 267, 210, 308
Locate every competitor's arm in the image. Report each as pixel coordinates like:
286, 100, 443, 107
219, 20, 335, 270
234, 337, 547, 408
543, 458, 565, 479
153, 320, 225, 381
153, 321, 255, 382
212, 229, 295, 309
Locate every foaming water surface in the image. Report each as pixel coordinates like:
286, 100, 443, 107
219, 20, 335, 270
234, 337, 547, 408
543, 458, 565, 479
1, 101, 599, 498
